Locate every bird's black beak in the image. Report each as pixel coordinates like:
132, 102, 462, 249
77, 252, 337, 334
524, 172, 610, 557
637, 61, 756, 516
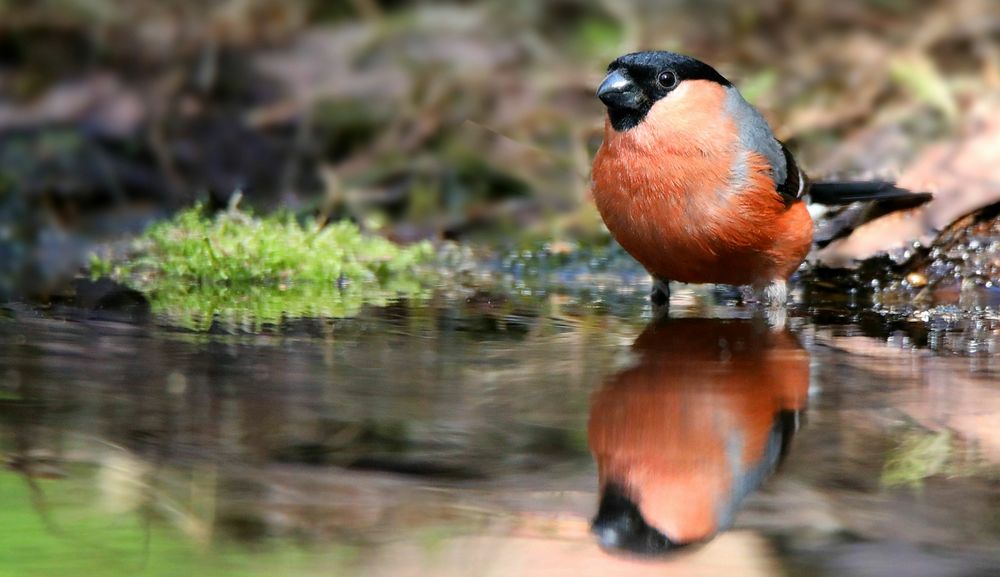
597, 69, 643, 110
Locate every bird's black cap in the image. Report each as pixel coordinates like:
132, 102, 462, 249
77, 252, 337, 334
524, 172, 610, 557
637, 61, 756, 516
598, 51, 731, 131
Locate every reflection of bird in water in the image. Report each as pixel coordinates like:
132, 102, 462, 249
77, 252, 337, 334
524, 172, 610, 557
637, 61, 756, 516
588, 317, 809, 555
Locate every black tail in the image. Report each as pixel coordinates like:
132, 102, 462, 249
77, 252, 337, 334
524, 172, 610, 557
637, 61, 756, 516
809, 181, 932, 206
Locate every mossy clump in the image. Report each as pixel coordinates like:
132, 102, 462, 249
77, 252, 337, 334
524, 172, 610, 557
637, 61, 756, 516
91, 205, 437, 330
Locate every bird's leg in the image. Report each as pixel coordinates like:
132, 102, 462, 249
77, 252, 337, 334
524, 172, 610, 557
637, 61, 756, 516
763, 279, 788, 306
765, 306, 787, 330
743, 279, 788, 305
740, 279, 789, 327
750, 280, 788, 328
651, 277, 671, 308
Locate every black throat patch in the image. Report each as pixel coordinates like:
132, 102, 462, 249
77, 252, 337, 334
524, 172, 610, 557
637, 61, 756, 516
608, 106, 648, 132
591, 483, 680, 555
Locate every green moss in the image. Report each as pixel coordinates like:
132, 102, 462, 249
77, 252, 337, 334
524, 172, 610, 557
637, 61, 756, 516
92, 205, 437, 330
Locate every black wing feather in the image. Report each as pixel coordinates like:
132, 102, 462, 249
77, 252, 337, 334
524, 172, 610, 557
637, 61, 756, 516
775, 142, 932, 207
809, 181, 933, 205
776, 142, 804, 205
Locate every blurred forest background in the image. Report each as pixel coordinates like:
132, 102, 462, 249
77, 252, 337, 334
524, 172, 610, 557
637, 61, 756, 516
1, 0, 999, 299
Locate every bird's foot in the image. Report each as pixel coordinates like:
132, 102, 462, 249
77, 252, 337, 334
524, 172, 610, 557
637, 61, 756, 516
650, 278, 671, 309
763, 280, 788, 306
742, 280, 789, 328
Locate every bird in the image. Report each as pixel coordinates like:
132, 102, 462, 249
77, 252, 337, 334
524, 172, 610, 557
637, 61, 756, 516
590, 51, 932, 306
588, 317, 809, 554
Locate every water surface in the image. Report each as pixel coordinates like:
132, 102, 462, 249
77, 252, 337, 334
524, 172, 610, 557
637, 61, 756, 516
1, 283, 999, 576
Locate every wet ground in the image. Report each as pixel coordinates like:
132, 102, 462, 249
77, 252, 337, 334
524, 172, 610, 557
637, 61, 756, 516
2, 278, 1000, 577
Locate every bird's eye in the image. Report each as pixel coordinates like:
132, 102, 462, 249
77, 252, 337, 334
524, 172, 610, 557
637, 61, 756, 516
657, 70, 677, 89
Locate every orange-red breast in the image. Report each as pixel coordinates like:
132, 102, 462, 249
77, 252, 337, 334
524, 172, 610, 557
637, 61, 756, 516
591, 51, 930, 306
588, 317, 809, 554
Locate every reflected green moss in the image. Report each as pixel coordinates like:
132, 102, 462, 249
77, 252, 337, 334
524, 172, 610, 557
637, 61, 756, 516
91, 205, 437, 330
141, 277, 432, 332
0, 469, 359, 577
881, 430, 952, 489
881, 428, 999, 491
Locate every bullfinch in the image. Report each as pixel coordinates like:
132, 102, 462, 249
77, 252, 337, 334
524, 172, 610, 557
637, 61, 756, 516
588, 317, 809, 554
591, 51, 931, 306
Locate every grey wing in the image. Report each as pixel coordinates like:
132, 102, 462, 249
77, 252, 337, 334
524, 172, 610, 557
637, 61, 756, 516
725, 87, 803, 203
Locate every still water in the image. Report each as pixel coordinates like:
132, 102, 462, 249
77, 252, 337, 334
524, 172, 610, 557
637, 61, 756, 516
1, 282, 999, 576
